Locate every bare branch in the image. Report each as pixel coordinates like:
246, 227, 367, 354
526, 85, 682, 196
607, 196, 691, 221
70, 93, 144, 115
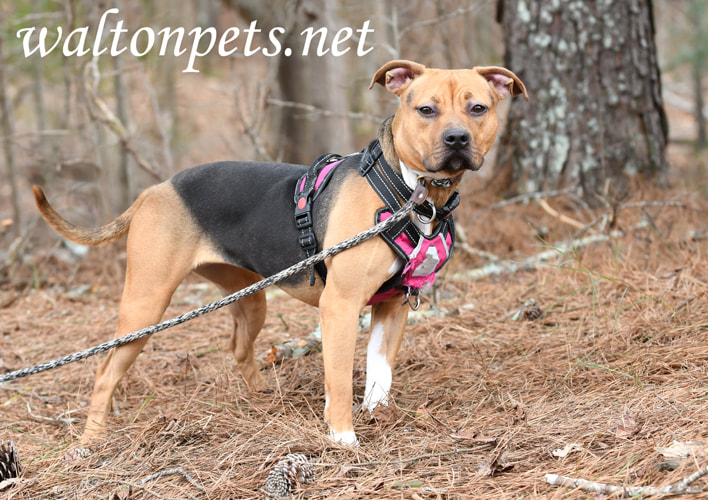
266, 98, 384, 123
398, 2, 492, 38
545, 465, 708, 496
82, 59, 162, 180
456, 231, 622, 281
469, 188, 576, 225
537, 198, 587, 230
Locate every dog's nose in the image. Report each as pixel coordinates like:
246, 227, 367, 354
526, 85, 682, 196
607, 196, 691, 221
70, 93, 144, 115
442, 129, 471, 150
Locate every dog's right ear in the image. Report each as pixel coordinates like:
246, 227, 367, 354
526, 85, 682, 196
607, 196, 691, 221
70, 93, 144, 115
369, 60, 426, 95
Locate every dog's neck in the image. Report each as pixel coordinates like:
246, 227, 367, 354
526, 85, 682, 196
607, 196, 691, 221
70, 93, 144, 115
377, 116, 462, 208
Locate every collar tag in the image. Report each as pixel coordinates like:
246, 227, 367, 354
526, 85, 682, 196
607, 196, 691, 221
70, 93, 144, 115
410, 180, 428, 205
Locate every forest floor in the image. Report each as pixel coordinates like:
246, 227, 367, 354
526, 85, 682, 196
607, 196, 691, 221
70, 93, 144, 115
1, 146, 707, 499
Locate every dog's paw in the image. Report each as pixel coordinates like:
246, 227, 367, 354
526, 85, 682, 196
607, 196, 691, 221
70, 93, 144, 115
64, 447, 93, 462
362, 387, 390, 415
328, 430, 359, 447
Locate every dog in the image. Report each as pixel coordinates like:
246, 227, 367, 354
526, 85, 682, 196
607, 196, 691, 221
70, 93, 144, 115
33, 60, 527, 446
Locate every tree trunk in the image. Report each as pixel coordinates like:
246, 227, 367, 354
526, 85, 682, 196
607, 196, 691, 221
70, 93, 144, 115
114, 54, 131, 209
275, 0, 355, 164
496, 0, 669, 201
689, 0, 706, 149
235, 0, 355, 164
0, 11, 21, 232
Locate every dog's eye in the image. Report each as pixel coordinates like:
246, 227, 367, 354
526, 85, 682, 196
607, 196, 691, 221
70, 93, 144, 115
470, 104, 488, 116
417, 106, 437, 117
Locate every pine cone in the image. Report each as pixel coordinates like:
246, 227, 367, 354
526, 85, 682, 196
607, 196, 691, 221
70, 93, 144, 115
516, 299, 543, 321
265, 453, 315, 498
0, 441, 21, 482
522, 300, 543, 321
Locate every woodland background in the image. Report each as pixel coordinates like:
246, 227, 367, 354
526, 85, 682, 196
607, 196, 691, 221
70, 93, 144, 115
0, 1, 707, 499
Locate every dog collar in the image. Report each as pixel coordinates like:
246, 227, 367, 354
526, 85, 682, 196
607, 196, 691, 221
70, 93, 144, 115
399, 161, 459, 188
360, 139, 460, 222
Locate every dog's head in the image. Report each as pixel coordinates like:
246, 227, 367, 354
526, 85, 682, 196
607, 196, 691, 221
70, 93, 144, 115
370, 60, 527, 179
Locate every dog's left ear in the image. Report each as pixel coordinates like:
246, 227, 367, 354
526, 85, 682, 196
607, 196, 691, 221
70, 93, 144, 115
369, 60, 427, 95
475, 66, 529, 101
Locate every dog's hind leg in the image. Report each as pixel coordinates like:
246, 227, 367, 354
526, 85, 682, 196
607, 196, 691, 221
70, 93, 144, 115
195, 264, 268, 391
83, 265, 190, 442
81, 191, 199, 444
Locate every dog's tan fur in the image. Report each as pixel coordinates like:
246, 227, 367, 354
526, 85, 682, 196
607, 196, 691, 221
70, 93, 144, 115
34, 60, 526, 446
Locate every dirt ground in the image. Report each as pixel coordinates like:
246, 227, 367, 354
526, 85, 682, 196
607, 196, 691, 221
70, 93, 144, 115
1, 147, 707, 499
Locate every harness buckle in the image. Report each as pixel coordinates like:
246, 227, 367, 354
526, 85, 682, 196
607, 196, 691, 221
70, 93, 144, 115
294, 210, 312, 229
359, 140, 381, 176
299, 233, 316, 251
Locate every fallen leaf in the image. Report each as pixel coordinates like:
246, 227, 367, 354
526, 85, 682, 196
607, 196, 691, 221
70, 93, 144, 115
511, 403, 526, 424
476, 448, 513, 477
552, 442, 582, 458
414, 405, 448, 431
370, 404, 399, 425
612, 411, 640, 439
336, 464, 357, 477
655, 440, 708, 459
415, 405, 432, 418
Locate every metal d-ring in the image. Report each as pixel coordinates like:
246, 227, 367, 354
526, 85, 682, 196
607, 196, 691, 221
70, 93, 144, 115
404, 288, 421, 311
416, 203, 436, 225
409, 292, 421, 310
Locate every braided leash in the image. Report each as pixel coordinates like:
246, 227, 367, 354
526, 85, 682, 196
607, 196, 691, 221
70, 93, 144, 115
0, 195, 423, 384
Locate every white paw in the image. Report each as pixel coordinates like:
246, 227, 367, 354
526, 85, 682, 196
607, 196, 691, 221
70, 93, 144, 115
363, 384, 390, 415
329, 429, 359, 446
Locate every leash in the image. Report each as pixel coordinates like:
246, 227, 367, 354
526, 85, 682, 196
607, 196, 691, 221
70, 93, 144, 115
0, 185, 428, 384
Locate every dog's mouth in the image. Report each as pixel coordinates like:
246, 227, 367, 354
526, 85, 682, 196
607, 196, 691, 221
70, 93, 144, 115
424, 148, 484, 174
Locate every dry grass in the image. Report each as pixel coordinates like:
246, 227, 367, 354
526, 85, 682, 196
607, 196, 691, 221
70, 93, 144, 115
1, 181, 706, 499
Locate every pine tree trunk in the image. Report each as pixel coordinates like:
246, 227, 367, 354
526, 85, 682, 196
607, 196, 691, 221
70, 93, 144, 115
496, 0, 669, 200
234, 0, 354, 165
0, 13, 21, 232
275, 0, 354, 164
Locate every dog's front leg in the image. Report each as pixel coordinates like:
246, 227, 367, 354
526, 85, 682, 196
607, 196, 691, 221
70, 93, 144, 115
363, 297, 409, 412
319, 284, 362, 446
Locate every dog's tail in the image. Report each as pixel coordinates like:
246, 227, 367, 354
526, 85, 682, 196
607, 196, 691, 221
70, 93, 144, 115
33, 185, 155, 246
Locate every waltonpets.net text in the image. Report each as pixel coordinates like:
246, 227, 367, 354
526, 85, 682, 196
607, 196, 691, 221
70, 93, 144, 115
16, 8, 375, 73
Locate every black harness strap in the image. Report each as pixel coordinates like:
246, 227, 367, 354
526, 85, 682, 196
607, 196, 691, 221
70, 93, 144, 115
294, 153, 341, 285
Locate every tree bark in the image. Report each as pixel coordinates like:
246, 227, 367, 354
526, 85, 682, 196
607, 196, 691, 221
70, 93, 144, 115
0, 10, 21, 232
688, 0, 706, 149
496, 0, 669, 200
234, 0, 355, 164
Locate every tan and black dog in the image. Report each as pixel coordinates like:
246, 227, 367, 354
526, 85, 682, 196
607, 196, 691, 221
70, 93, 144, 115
34, 60, 526, 446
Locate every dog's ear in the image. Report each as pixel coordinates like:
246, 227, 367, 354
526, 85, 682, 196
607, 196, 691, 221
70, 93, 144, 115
369, 60, 426, 95
475, 66, 529, 101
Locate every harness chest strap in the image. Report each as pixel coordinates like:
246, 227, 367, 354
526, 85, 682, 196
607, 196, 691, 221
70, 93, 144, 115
359, 139, 459, 305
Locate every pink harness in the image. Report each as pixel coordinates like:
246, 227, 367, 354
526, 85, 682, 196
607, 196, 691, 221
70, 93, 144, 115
295, 141, 459, 306
367, 211, 453, 304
